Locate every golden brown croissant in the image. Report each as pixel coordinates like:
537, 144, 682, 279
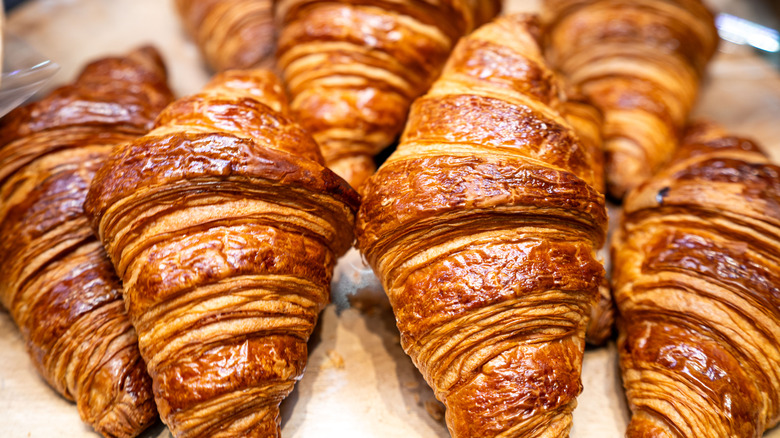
357, 14, 607, 437
542, 0, 719, 199
276, 0, 502, 190
613, 121, 780, 437
0, 47, 173, 438
85, 69, 359, 437
175, 0, 276, 71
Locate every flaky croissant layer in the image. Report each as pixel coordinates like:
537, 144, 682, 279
614, 121, 780, 438
276, 0, 502, 191
85, 69, 358, 438
357, 13, 607, 437
175, 0, 276, 71
0, 46, 174, 438
543, 0, 719, 199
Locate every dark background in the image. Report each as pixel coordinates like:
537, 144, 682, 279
5, 0, 24, 11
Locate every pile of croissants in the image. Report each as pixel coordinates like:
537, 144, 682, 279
1, 0, 778, 437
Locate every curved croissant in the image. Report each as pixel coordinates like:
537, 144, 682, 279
542, 0, 718, 199
357, 14, 607, 437
276, 0, 502, 190
0, 47, 173, 438
613, 121, 780, 437
85, 69, 359, 437
174, 0, 276, 71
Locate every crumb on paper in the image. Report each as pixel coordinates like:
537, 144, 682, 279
321, 349, 345, 370
424, 400, 445, 422
403, 380, 419, 390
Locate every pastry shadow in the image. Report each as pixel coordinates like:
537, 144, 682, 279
279, 308, 324, 431
332, 248, 449, 436
136, 420, 170, 438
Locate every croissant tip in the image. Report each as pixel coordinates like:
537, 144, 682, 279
626, 411, 678, 438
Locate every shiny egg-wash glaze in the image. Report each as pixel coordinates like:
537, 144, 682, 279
0, 47, 174, 438
357, 14, 607, 437
276, 0, 502, 191
613, 121, 780, 437
85, 70, 359, 437
175, 0, 276, 71
542, 0, 719, 200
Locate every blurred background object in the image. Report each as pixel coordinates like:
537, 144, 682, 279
718, 13, 779, 53
0, 33, 58, 117
716, 0, 780, 67
717, 0, 779, 30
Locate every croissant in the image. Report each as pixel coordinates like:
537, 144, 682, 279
276, 0, 502, 190
357, 14, 607, 437
0, 47, 173, 438
175, 0, 276, 71
542, 0, 719, 199
613, 121, 780, 437
84, 69, 359, 437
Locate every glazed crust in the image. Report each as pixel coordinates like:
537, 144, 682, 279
613, 121, 780, 437
0, 47, 173, 438
175, 0, 276, 71
276, 0, 502, 191
542, 0, 719, 199
357, 14, 606, 437
85, 69, 358, 438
